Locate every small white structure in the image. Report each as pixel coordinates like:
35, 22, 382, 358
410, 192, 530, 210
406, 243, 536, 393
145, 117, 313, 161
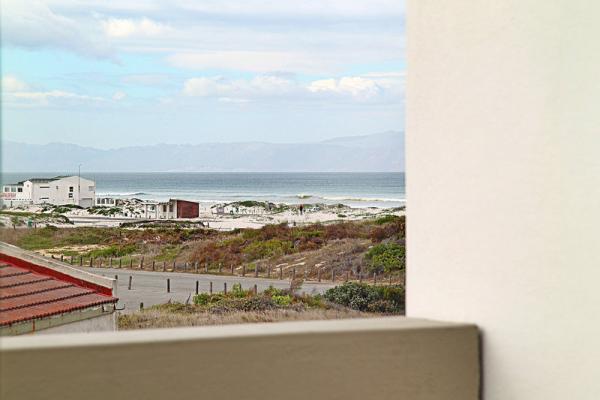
140, 200, 176, 219
95, 197, 117, 207
1, 176, 96, 208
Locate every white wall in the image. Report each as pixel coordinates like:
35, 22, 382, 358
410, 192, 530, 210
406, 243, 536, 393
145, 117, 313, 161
30, 176, 95, 207
406, 1, 600, 399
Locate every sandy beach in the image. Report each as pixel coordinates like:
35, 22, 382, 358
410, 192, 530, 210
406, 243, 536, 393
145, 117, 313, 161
1, 199, 404, 230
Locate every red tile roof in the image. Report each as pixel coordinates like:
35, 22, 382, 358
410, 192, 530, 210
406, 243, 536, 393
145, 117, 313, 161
0, 261, 117, 327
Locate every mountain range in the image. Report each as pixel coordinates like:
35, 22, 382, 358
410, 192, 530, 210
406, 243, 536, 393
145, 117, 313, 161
2, 131, 404, 172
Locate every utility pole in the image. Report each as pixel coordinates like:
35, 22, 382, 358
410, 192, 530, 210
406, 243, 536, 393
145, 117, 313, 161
78, 164, 82, 207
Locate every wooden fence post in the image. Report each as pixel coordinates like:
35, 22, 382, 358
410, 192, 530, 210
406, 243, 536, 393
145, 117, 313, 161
128, 276, 132, 290
119, 258, 122, 268
163, 261, 166, 272
231, 265, 234, 275
89, 258, 93, 267
254, 264, 259, 278
109, 258, 113, 268
60, 255, 64, 262
196, 281, 199, 295
152, 260, 155, 271
140, 257, 144, 270
79, 256, 83, 266
224, 282, 227, 294
129, 259, 133, 269
172, 260, 176, 272
242, 265, 246, 277
253, 284, 257, 295
167, 278, 170, 293
209, 282, 213, 294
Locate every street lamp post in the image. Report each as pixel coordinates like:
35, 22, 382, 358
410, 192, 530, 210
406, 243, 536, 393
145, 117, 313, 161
78, 164, 82, 207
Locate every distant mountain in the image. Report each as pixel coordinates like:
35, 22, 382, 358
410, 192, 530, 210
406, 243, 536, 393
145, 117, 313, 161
2, 131, 404, 172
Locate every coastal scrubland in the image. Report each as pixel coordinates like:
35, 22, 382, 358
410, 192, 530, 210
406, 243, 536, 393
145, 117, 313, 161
0, 215, 405, 282
120, 282, 405, 330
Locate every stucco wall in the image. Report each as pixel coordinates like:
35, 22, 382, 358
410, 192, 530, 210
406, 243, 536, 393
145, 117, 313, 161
406, 1, 600, 399
39, 313, 116, 335
1, 317, 479, 400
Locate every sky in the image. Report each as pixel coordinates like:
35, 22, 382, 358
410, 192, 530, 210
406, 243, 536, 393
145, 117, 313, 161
1, 0, 405, 149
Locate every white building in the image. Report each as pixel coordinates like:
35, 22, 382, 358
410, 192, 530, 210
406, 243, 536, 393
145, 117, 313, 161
1, 176, 96, 208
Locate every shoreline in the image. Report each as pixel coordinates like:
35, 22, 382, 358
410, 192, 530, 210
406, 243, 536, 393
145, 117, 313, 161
1, 198, 405, 230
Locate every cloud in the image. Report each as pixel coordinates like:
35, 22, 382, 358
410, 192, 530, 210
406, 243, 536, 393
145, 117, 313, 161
1, 0, 113, 58
112, 91, 127, 100
168, 51, 326, 74
102, 17, 167, 38
1, 75, 123, 107
309, 77, 381, 100
2, 75, 29, 92
183, 72, 403, 103
1, 0, 404, 74
11, 90, 103, 101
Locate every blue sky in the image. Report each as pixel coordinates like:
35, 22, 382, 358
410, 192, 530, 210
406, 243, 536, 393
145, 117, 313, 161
1, 0, 405, 149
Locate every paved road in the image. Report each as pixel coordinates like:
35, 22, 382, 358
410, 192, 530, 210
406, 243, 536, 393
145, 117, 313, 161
86, 267, 336, 313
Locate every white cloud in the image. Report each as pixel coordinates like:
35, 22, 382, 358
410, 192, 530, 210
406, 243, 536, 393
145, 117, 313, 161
168, 51, 326, 74
1, 0, 112, 58
2, 75, 29, 92
183, 73, 403, 103
1, 75, 116, 107
112, 90, 127, 100
309, 77, 382, 100
1, 0, 404, 74
12, 90, 105, 102
183, 75, 298, 100
102, 17, 167, 38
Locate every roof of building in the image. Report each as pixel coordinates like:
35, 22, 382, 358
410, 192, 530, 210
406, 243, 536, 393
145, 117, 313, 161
0, 259, 118, 327
17, 176, 79, 185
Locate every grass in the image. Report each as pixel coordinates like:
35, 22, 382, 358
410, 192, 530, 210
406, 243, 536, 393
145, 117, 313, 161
119, 307, 375, 330
118, 283, 404, 330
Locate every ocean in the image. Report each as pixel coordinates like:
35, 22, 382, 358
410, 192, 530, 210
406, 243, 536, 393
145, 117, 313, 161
1, 172, 405, 209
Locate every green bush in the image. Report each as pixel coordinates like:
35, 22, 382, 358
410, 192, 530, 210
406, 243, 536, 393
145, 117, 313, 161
374, 215, 400, 225
242, 239, 293, 260
231, 283, 251, 298
88, 244, 136, 258
365, 243, 405, 274
324, 282, 405, 313
272, 294, 292, 306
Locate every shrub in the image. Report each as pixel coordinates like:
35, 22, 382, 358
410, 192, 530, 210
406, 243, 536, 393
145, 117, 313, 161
242, 239, 293, 260
374, 215, 399, 225
324, 282, 404, 313
88, 244, 137, 258
365, 243, 405, 274
231, 283, 250, 298
271, 295, 292, 306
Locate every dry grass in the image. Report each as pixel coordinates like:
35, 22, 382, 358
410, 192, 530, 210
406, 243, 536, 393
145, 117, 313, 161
119, 307, 377, 330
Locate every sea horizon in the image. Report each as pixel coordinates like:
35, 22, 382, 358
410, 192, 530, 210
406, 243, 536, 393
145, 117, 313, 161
2, 172, 406, 209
